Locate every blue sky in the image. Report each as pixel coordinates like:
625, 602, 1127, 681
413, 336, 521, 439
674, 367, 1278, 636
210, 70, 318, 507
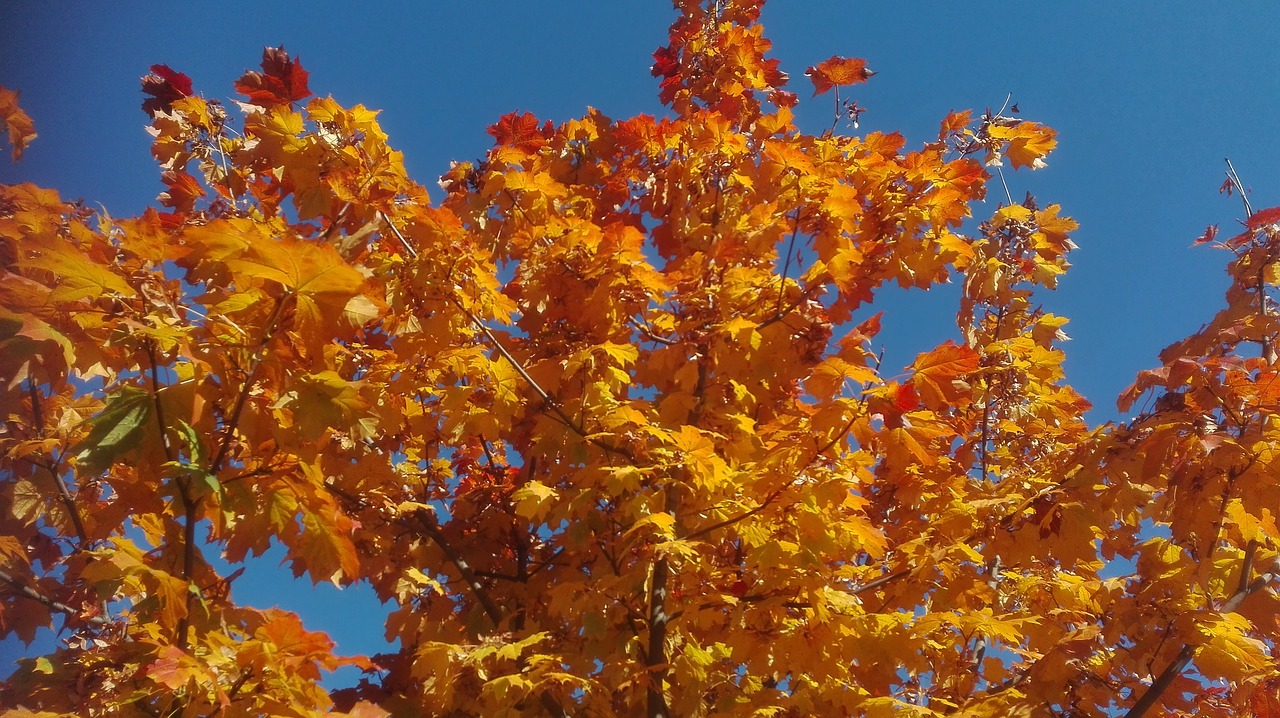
3, 0, 1280, 685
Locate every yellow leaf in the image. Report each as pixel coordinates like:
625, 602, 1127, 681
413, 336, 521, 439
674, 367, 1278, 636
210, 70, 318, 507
626, 512, 676, 542
599, 341, 639, 366
512, 481, 558, 522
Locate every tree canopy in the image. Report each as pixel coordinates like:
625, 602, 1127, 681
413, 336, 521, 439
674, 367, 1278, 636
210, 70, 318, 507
2, 1, 1280, 716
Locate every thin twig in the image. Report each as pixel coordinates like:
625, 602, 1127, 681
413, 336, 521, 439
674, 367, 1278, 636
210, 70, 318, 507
146, 342, 175, 462
27, 379, 90, 546
850, 567, 912, 595
774, 211, 802, 316
454, 296, 634, 461
324, 482, 571, 717
380, 211, 630, 463
686, 406, 859, 542
378, 210, 418, 259
996, 166, 1014, 206
1224, 158, 1253, 218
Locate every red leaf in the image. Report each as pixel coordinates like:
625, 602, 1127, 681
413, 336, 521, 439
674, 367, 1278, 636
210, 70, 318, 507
893, 382, 919, 413
487, 112, 549, 154
141, 64, 193, 116
1193, 224, 1218, 245
805, 56, 874, 97
235, 46, 311, 107
651, 46, 680, 79
1246, 206, 1280, 230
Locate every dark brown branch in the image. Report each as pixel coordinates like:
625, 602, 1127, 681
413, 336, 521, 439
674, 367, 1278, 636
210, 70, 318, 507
211, 294, 286, 473
175, 478, 198, 651
146, 342, 175, 462
1124, 545, 1278, 717
414, 513, 505, 627
0, 567, 109, 627
774, 211, 802, 316
1124, 644, 1196, 718
646, 555, 672, 718
180, 295, 284, 649
150, 335, 192, 647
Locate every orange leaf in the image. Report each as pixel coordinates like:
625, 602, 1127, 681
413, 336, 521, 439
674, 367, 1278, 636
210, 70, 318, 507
0, 86, 37, 161
912, 341, 980, 381
145, 645, 197, 690
805, 56, 874, 96
989, 121, 1057, 170
487, 111, 552, 154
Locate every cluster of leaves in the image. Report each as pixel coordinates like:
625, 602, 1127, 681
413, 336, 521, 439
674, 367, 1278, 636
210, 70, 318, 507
2, 1, 1279, 716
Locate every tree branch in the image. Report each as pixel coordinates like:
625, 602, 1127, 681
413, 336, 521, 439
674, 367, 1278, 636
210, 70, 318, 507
774, 211, 802, 316
0, 567, 109, 627
178, 295, 284, 649
28, 379, 89, 547
646, 555, 672, 718
323, 482, 570, 716
1124, 544, 1278, 717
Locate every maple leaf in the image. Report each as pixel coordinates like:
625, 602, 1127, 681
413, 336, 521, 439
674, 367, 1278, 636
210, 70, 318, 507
1193, 224, 1219, 245
1245, 205, 1280, 230
989, 121, 1057, 169
911, 341, 980, 409
7, 7, 1280, 718
235, 46, 311, 107
0, 85, 37, 161
487, 111, 552, 155
157, 170, 204, 212
140, 64, 193, 117
805, 56, 874, 96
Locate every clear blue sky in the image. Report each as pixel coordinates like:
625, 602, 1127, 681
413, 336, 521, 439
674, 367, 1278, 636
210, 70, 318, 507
3, 0, 1279, 685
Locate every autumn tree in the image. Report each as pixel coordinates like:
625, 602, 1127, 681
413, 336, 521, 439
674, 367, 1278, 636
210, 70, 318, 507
2, 1, 1279, 716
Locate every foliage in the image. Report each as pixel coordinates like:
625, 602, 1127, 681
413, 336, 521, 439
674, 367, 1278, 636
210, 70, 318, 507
2, 1, 1280, 716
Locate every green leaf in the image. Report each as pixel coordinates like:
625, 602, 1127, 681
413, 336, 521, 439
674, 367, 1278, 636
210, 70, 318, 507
73, 386, 152, 474
174, 418, 207, 466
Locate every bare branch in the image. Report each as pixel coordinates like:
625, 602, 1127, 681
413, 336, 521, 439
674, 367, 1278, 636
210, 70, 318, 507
1223, 158, 1253, 218
0, 567, 109, 627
